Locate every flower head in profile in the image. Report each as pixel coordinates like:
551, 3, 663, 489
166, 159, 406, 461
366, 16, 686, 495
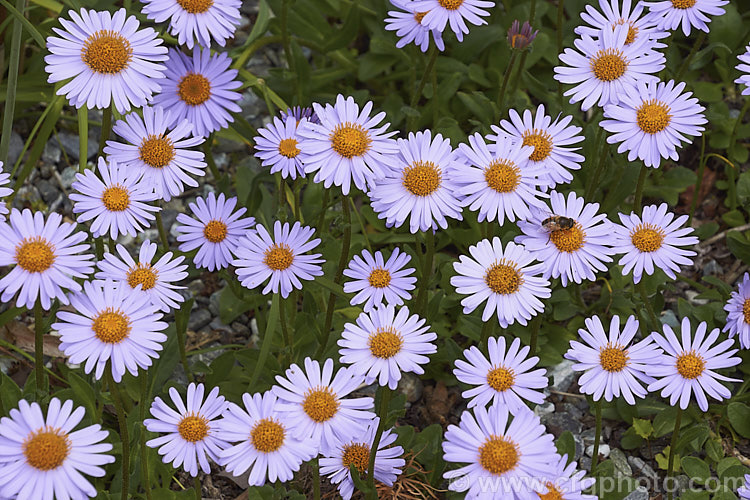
723, 272, 750, 349
320, 418, 405, 500
0, 209, 93, 310
0, 398, 114, 500
233, 221, 324, 298
507, 20, 538, 50
175, 192, 255, 272
443, 403, 557, 499
613, 203, 698, 283
643, 0, 729, 36
488, 104, 584, 187
96, 240, 188, 312
44, 8, 167, 113
575, 0, 668, 54
554, 24, 665, 111
217, 392, 317, 486
145, 383, 229, 477
104, 105, 206, 201
343, 247, 416, 312
298, 95, 398, 195
280, 106, 318, 123
739, 475, 750, 499
565, 315, 662, 404
385, 0, 445, 53
141, 0, 241, 48
339, 304, 437, 390
516, 191, 616, 286
70, 157, 160, 239
0, 161, 12, 222
451, 238, 551, 328
736, 45, 750, 96
272, 358, 375, 455
601, 79, 706, 168
153, 47, 242, 138
535, 454, 597, 500
54, 280, 168, 382
454, 336, 548, 411
369, 129, 463, 233
254, 115, 307, 180
410, 0, 495, 42
648, 317, 741, 411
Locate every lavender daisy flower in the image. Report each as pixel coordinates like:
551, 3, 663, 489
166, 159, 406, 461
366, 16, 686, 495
320, 418, 405, 500
554, 24, 665, 111
280, 106, 318, 123
565, 315, 662, 404
736, 45, 750, 96
217, 392, 317, 486
233, 221, 324, 298
575, 0, 669, 53
516, 191, 616, 287
144, 383, 229, 477
175, 192, 255, 272
612, 203, 698, 283
339, 304, 437, 390
602, 80, 706, 168
369, 129, 463, 233
44, 8, 167, 113
0, 209, 93, 310
343, 247, 417, 312
455, 133, 547, 224
272, 357, 375, 455
488, 105, 585, 188
723, 272, 750, 349
0, 161, 12, 222
385, 0, 445, 52
740, 475, 750, 499
104, 105, 206, 202
643, 0, 728, 36
648, 317, 741, 412
535, 454, 597, 500
451, 238, 551, 328
297, 95, 399, 195
507, 20, 539, 50
0, 398, 114, 500
96, 240, 188, 313
410, 0, 495, 42
443, 403, 557, 499
70, 157, 160, 239
254, 115, 306, 180
454, 336, 548, 411
54, 280, 169, 382
153, 47, 242, 138
141, 0, 241, 48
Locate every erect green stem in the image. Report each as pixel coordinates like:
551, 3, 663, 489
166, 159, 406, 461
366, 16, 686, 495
591, 400, 602, 474
317, 190, 330, 234
528, 0, 537, 22
176, 300, 194, 383
366, 387, 392, 492
78, 107, 88, 173
279, 295, 293, 357
688, 134, 707, 223
727, 99, 750, 210
155, 211, 169, 250
98, 106, 112, 158
633, 163, 649, 216
249, 294, 280, 389
497, 51, 518, 120
0, 0, 26, 165
675, 31, 706, 81
556, 0, 565, 108
636, 281, 659, 331
415, 230, 435, 317
408, 45, 439, 131
107, 371, 130, 500
528, 314, 542, 356
666, 407, 683, 500
584, 132, 609, 200
203, 134, 221, 187
194, 477, 201, 500
139, 375, 153, 500
34, 300, 45, 392
312, 457, 321, 500
479, 320, 495, 346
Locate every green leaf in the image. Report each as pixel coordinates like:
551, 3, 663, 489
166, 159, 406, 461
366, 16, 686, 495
727, 402, 750, 438
655, 446, 680, 473
705, 438, 724, 462
681, 456, 711, 485
555, 431, 576, 464
726, 232, 750, 266
67, 372, 97, 418
0, 0, 46, 48
632, 418, 654, 439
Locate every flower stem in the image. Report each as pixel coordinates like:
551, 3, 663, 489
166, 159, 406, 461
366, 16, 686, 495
633, 163, 649, 216
591, 400, 602, 474
34, 300, 45, 392
249, 294, 280, 389
666, 407, 683, 500
312, 457, 321, 500
98, 106, 112, 158
155, 211, 169, 250
528, 0, 538, 22
528, 314, 542, 356
0, 0, 25, 166
727, 99, 750, 210
584, 131, 608, 200
408, 46, 439, 131
78, 107, 88, 173
675, 31, 706, 81
366, 386, 391, 492
479, 320, 495, 346
497, 51, 518, 120
203, 134, 221, 187
107, 371, 130, 500
176, 303, 194, 383
415, 230, 435, 317
194, 477, 201, 500
280, 295, 293, 357
636, 281, 659, 331
317, 190, 330, 234
139, 374, 153, 500
556, 0, 565, 108
688, 134, 707, 223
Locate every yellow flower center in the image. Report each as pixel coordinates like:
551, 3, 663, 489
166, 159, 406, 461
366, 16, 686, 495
302, 387, 339, 423
637, 99, 672, 135
177, 73, 212, 106
368, 268, 392, 288
177, 0, 214, 13
438, 0, 463, 10
484, 160, 520, 193
550, 223, 585, 253
368, 327, 403, 359
92, 308, 130, 344
178, 415, 209, 443
599, 344, 629, 372
630, 223, 665, 253
484, 261, 523, 295
278, 138, 300, 158
342, 443, 371, 474
250, 418, 285, 453
127, 263, 158, 291
203, 219, 228, 243
590, 49, 628, 82
414, 11, 428, 23
23, 428, 70, 471
15, 237, 55, 273
671, 0, 696, 8
330, 123, 371, 159
479, 435, 520, 476
676, 351, 705, 380
614, 19, 639, 45
522, 129, 553, 162
102, 185, 130, 212
139, 134, 175, 169
402, 160, 442, 197
81, 30, 132, 74
538, 482, 564, 500
743, 298, 750, 324
263, 243, 294, 271
486, 366, 516, 392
